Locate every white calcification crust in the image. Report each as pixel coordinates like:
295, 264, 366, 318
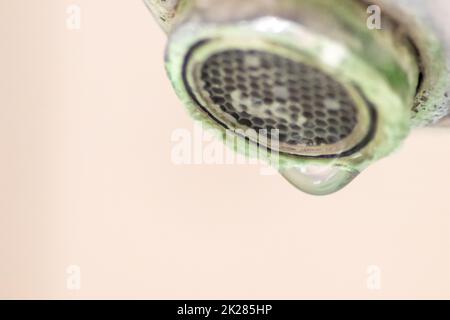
143, 0, 182, 33
364, 0, 449, 125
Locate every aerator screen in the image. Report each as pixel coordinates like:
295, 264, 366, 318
200, 49, 358, 147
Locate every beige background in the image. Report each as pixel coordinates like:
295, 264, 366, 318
0, 0, 450, 299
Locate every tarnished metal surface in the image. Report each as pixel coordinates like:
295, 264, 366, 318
143, 0, 450, 194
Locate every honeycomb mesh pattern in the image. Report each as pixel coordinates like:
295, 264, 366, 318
200, 49, 359, 146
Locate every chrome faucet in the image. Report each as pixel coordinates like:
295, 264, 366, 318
144, 0, 449, 195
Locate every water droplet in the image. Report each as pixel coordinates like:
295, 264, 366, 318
280, 165, 359, 196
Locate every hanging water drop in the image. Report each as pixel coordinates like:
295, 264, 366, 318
280, 165, 360, 196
